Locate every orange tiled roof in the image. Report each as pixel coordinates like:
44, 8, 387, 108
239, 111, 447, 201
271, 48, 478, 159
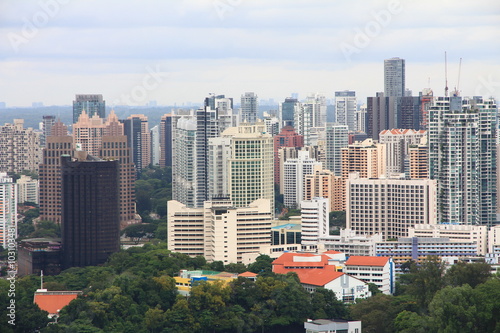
238, 271, 258, 278
34, 291, 81, 315
273, 265, 336, 275
345, 256, 389, 267
323, 250, 342, 254
294, 269, 344, 286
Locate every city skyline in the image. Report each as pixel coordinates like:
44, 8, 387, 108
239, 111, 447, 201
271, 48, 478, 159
1, 0, 499, 107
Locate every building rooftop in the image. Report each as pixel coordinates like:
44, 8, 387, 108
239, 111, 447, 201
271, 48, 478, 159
33, 290, 82, 315
345, 256, 389, 267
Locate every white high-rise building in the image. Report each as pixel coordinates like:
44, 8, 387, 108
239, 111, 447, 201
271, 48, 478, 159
16, 175, 39, 205
379, 129, 426, 175
301, 197, 330, 244
240, 92, 258, 124
356, 104, 367, 133
150, 125, 160, 165
167, 198, 272, 263
428, 96, 497, 226
283, 151, 322, 208
335, 91, 357, 131
325, 124, 349, 176
0, 173, 17, 248
172, 117, 198, 208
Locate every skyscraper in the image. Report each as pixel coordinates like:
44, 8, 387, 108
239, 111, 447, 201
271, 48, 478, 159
366, 93, 397, 140
159, 114, 173, 168
73, 94, 105, 124
280, 97, 299, 128
41, 115, 56, 147
283, 151, 322, 208
335, 91, 357, 131
240, 92, 258, 123
61, 153, 120, 268
325, 124, 349, 176
428, 96, 497, 226
384, 57, 405, 97
123, 114, 151, 172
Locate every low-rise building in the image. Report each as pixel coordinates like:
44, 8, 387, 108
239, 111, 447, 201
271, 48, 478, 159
409, 224, 487, 255
295, 269, 371, 303
305, 319, 362, 333
375, 237, 479, 267
343, 256, 394, 295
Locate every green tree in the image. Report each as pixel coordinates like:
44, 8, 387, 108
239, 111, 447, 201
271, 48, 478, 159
248, 254, 273, 274
164, 297, 198, 333
350, 294, 403, 333
404, 256, 446, 310
309, 288, 347, 320
393, 310, 429, 333
428, 284, 478, 333
444, 261, 491, 288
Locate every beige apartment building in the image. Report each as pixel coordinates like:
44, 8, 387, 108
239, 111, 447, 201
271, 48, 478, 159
0, 119, 41, 174
167, 198, 272, 263
346, 173, 437, 240
304, 165, 344, 212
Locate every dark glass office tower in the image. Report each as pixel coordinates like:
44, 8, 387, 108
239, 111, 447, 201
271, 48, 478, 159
61, 154, 119, 268
281, 97, 299, 128
72, 94, 105, 124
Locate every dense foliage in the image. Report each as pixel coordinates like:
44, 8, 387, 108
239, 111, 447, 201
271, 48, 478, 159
0, 245, 347, 333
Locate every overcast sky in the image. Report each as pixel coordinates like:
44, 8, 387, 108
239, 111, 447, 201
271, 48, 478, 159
1, 0, 499, 107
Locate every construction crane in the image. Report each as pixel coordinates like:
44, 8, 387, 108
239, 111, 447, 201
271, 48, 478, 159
444, 51, 449, 97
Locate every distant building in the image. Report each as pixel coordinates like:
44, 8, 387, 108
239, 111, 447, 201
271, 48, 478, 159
335, 91, 356, 131
325, 124, 348, 176
274, 126, 304, 184
0, 173, 17, 248
41, 115, 56, 147
159, 114, 173, 167
280, 97, 299, 128
122, 114, 151, 172
384, 57, 405, 97
304, 166, 344, 212
150, 125, 160, 165
379, 129, 426, 175
0, 119, 41, 174
72, 94, 105, 124
283, 151, 321, 208
240, 92, 258, 123
61, 153, 120, 268
16, 175, 39, 205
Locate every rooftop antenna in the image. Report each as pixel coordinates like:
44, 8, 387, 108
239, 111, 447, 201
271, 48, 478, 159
456, 57, 462, 96
444, 52, 449, 97
40, 270, 44, 290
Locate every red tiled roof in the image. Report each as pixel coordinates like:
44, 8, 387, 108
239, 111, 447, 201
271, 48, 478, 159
345, 256, 389, 267
274, 265, 336, 275
294, 269, 344, 286
34, 291, 81, 315
323, 250, 342, 254
239, 271, 258, 278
